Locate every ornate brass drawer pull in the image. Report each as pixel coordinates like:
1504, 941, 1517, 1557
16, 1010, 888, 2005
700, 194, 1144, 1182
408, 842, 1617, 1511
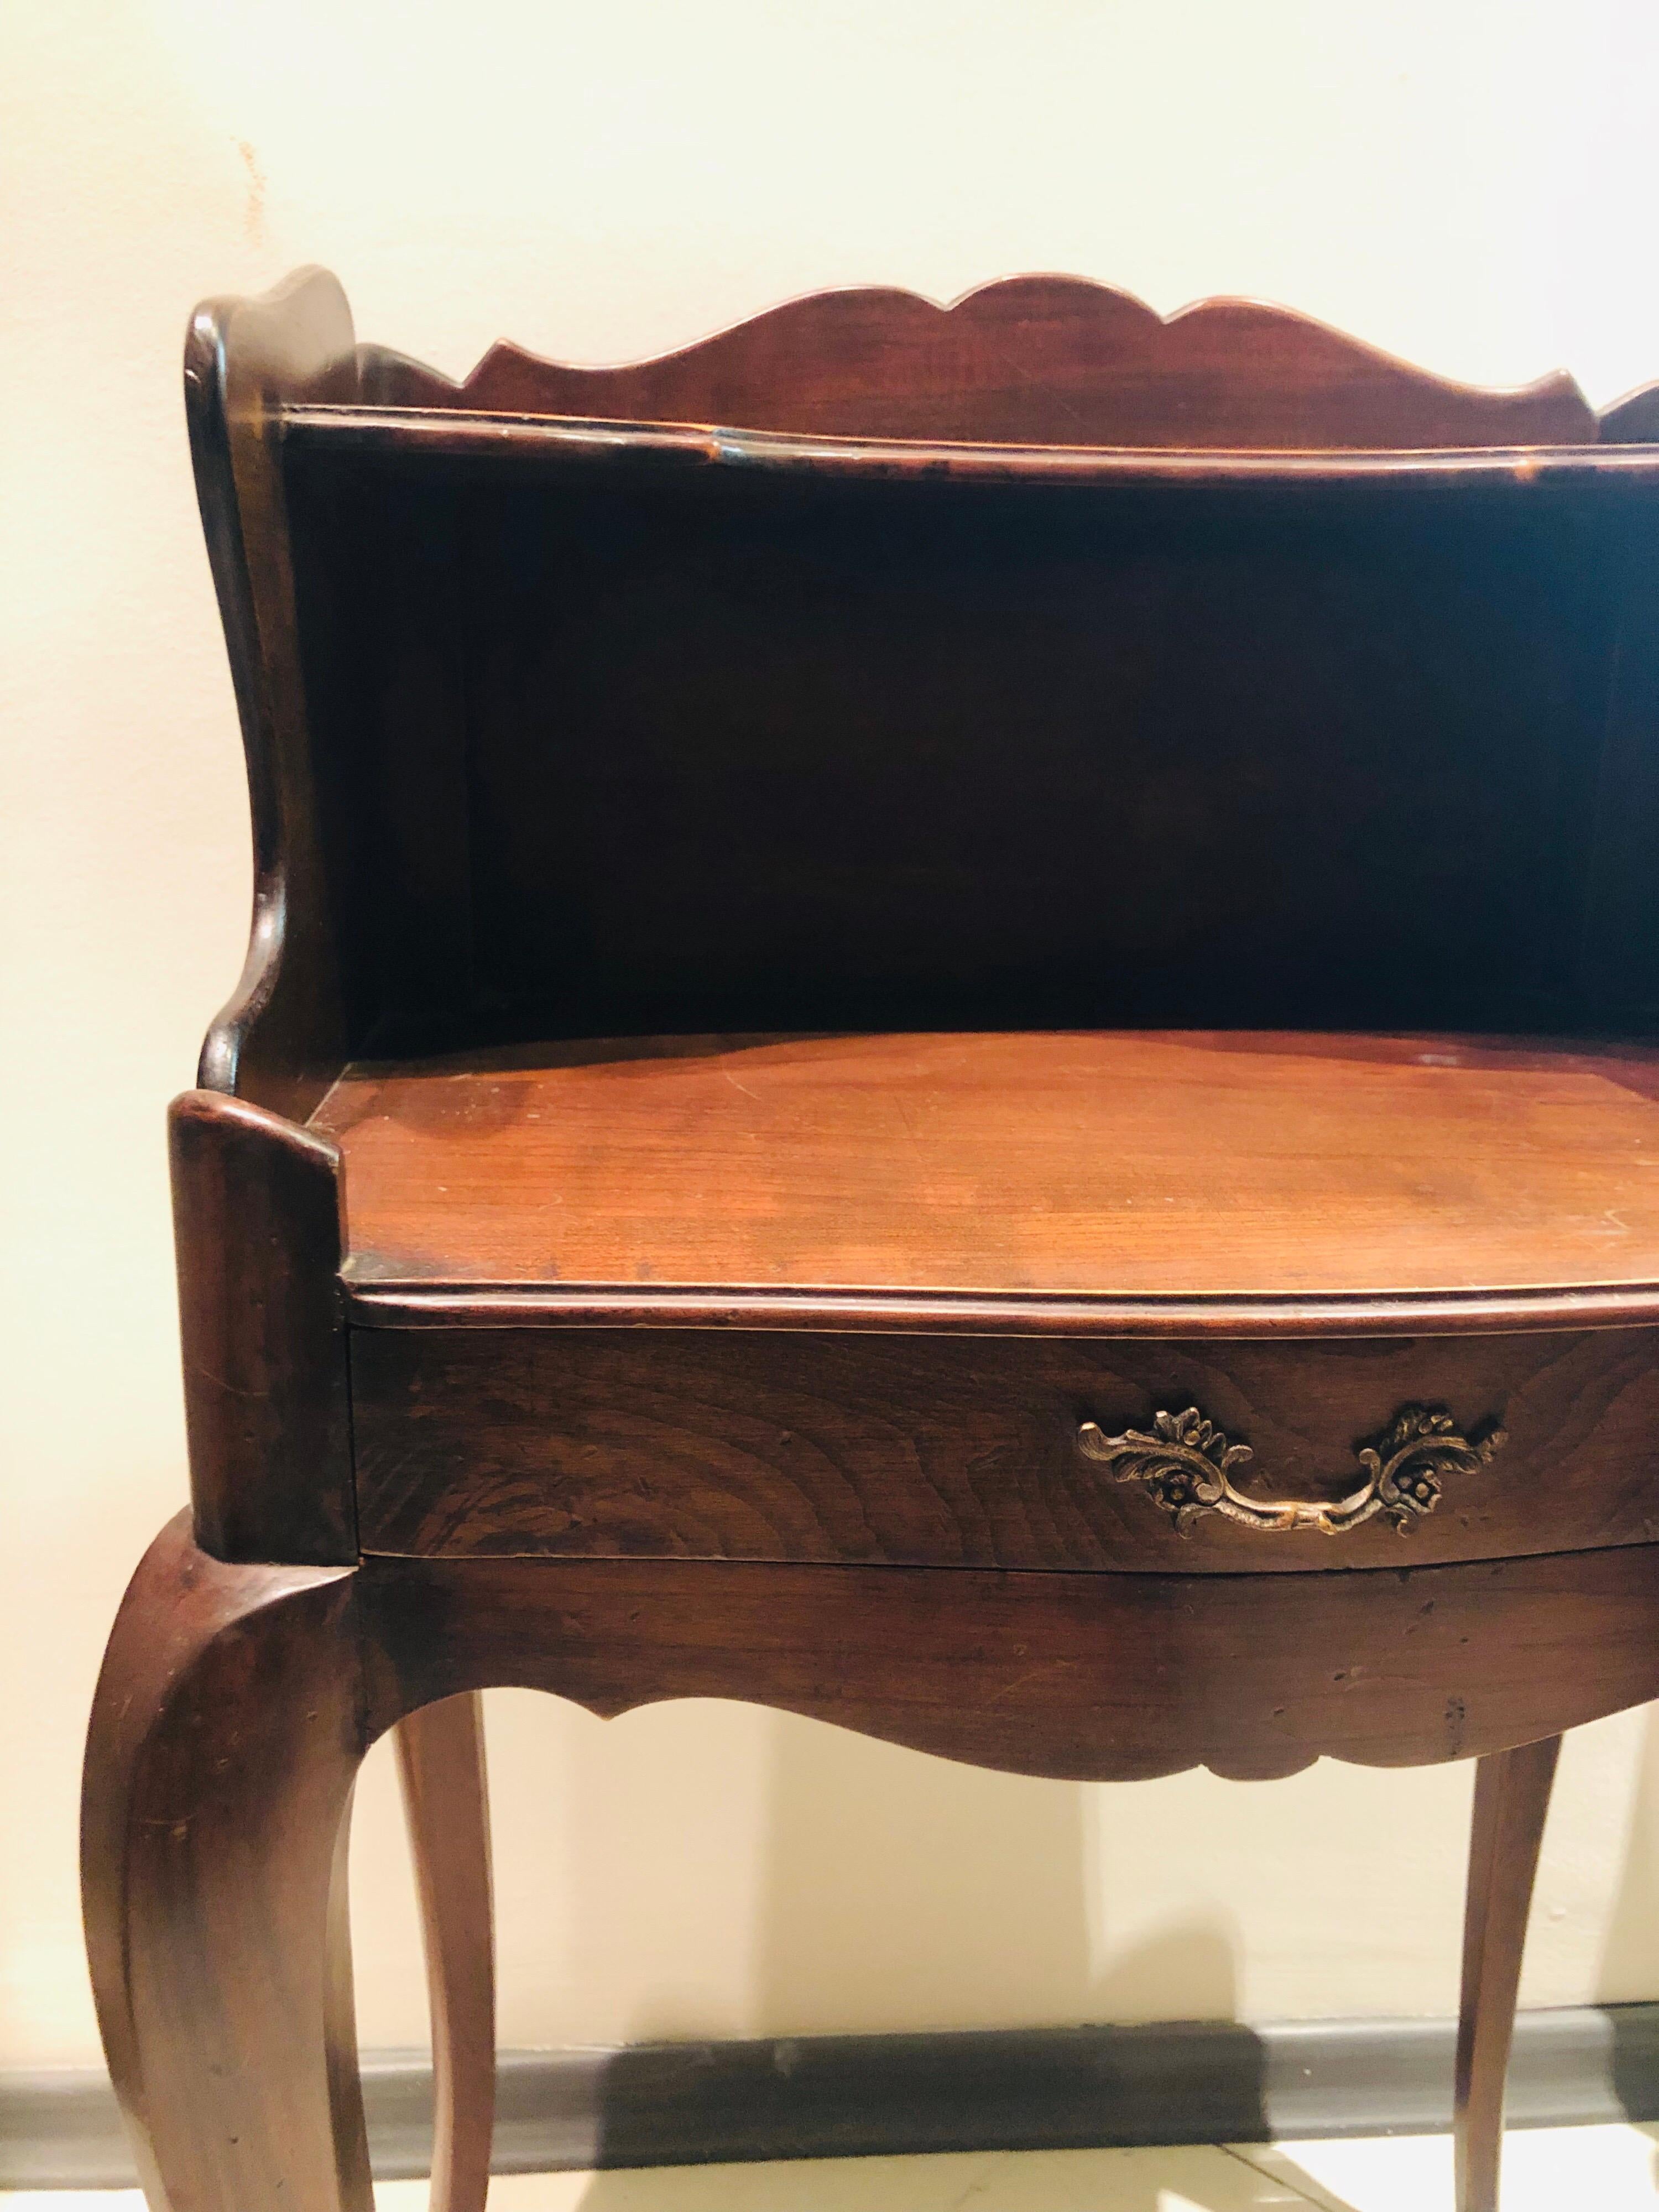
1076, 1405, 1505, 1537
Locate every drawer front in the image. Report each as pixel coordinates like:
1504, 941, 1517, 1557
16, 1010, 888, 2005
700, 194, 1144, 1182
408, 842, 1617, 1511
349, 1326, 1659, 1573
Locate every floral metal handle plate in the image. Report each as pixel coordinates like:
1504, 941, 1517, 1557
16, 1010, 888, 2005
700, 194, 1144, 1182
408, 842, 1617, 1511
1075, 1405, 1506, 1537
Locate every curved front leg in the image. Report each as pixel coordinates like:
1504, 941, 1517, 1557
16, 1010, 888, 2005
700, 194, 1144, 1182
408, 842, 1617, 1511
82, 1514, 369, 2212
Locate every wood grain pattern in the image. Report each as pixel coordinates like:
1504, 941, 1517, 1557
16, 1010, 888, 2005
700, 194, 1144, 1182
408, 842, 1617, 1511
352, 1541, 1659, 1785
82, 1517, 369, 2212
89, 1516, 1605, 1790
312, 1031, 1659, 1303
194, 272, 1659, 1107
150, 267, 1659, 2212
170, 1088, 353, 1564
1454, 1736, 1563, 2212
186, 268, 361, 1121
349, 1323, 1659, 1574
83, 1519, 1651, 2212
354, 277, 1595, 450
394, 1697, 494, 2212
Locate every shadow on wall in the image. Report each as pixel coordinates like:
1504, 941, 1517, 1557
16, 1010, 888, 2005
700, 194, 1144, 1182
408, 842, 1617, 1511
1600, 1703, 1659, 2117
566, 1703, 1259, 2206
755, 1707, 1242, 2038
750, 1711, 1125, 2035
748, 1705, 1247, 2048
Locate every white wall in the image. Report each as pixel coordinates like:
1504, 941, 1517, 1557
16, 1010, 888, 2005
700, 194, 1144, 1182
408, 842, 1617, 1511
7, 0, 1659, 2072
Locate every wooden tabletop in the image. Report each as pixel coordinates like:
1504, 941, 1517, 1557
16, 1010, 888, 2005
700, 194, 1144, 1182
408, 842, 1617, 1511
311, 1030, 1659, 1304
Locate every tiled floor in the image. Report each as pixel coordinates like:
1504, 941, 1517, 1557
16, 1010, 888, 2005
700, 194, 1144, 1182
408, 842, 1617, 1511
7, 2131, 1659, 2211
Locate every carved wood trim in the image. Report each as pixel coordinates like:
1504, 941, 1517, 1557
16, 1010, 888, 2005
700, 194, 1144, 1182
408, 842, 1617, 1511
1599, 382, 1659, 444
357, 1543, 1659, 1785
354, 276, 1596, 450
342, 1278, 1659, 1338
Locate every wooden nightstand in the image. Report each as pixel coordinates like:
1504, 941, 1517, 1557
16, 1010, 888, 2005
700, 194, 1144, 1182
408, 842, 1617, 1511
83, 267, 1659, 2212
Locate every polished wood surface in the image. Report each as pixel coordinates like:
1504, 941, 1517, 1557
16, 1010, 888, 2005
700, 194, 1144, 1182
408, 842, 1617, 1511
1455, 1737, 1563, 2212
186, 268, 359, 1121
355, 1543, 1659, 1785
349, 1322, 1659, 1572
314, 1030, 1659, 1302
82, 1520, 368, 2212
88, 1520, 1650, 2212
394, 1697, 494, 2212
171, 1088, 353, 1564
84, 268, 1659, 2212
288, 404, 1658, 481
1604, 381, 1659, 444
190, 268, 1659, 1091
356, 276, 1597, 448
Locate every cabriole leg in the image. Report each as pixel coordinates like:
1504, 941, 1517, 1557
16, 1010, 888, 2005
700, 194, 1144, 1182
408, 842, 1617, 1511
1454, 1735, 1562, 2212
82, 1513, 369, 2212
395, 1695, 495, 2212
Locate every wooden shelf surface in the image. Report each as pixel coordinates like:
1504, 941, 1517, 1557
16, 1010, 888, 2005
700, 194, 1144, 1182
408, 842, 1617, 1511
310, 1030, 1659, 1308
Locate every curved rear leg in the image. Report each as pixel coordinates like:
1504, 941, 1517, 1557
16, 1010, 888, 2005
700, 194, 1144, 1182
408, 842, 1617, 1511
395, 1697, 495, 2212
1454, 1734, 1562, 2212
82, 1514, 370, 2212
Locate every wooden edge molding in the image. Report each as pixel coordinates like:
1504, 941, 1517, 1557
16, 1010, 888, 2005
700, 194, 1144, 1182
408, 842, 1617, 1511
280, 401, 1659, 481
170, 1089, 354, 1563
351, 274, 1599, 450
341, 1277, 1659, 1338
186, 267, 359, 1122
12, 2007, 1659, 2186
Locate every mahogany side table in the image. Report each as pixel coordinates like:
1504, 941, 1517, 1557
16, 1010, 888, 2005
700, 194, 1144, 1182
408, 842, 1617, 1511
83, 268, 1659, 2212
